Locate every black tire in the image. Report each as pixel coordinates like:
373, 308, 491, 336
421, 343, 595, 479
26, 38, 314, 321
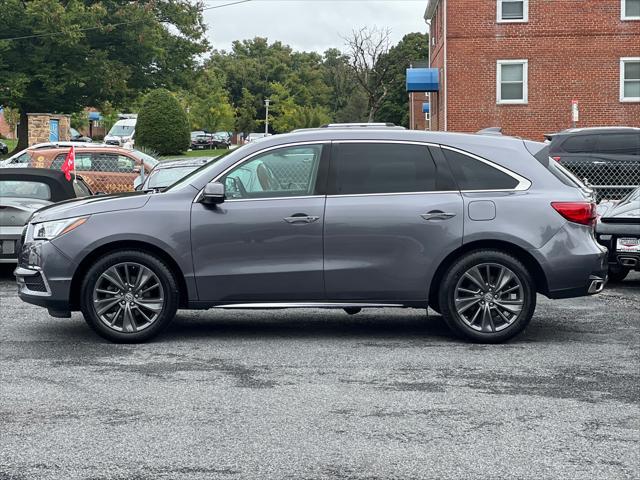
438, 250, 536, 343
608, 265, 630, 283
80, 250, 179, 343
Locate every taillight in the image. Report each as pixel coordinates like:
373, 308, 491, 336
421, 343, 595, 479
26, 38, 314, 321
551, 202, 597, 226
552, 156, 561, 162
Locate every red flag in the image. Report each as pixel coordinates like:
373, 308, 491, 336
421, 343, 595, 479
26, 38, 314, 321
61, 146, 75, 181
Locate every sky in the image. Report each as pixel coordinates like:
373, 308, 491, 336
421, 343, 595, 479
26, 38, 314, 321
202, 0, 428, 53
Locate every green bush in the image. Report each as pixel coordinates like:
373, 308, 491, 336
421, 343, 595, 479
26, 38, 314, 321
136, 89, 190, 155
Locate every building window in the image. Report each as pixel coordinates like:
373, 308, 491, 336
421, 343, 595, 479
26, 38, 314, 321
497, 0, 528, 22
497, 60, 528, 104
621, 58, 640, 102
622, 0, 640, 19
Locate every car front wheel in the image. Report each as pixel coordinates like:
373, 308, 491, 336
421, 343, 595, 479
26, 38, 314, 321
438, 250, 536, 343
80, 250, 179, 343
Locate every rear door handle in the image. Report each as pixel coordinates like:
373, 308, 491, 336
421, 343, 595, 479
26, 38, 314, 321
421, 211, 457, 221
284, 214, 320, 224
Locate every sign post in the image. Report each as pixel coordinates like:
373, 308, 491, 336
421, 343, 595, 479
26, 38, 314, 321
571, 99, 579, 128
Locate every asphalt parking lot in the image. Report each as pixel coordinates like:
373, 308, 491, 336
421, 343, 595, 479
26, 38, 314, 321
0, 265, 638, 480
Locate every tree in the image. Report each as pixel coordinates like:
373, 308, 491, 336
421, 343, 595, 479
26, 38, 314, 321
185, 70, 235, 132
374, 33, 430, 127
343, 27, 393, 122
269, 82, 331, 133
235, 88, 258, 134
0, 0, 208, 152
136, 89, 190, 155
1, 106, 19, 138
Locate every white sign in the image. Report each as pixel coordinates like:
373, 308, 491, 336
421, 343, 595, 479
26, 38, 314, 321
571, 100, 579, 123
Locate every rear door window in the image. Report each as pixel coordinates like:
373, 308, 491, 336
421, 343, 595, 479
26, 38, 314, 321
329, 143, 442, 195
442, 148, 519, 190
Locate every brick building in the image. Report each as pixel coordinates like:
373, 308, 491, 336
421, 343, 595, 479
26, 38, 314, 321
424, 0, 640, 140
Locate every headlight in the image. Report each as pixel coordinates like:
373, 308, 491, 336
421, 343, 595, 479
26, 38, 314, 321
33, 216, 88, 241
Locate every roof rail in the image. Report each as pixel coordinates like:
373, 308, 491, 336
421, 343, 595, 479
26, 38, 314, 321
320, 122, 406, 129
476, 127, 503, 136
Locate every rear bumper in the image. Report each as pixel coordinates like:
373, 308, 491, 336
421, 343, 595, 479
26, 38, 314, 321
533, 223, 609, 299
0, 226, 22, 263
596, 232, 640, 271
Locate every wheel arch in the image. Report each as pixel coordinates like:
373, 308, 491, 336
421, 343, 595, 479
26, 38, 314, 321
428, 240, 549, 308
69, 240, 190, 310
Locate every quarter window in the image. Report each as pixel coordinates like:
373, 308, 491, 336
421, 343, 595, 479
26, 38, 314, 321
497, 0, 528, 22
442, 148, 519, 191
620, 58, 640, 102
329, 143, 440, 195
221, 145, 323, 200
497, 60, 528, 104
622, 0, 640, 19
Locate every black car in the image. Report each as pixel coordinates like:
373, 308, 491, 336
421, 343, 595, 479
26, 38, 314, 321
546, 127, 640, 202
595, 187, 640, 282
191, 134, 230, 150
69, 127, 92, 143
0, 168, 93, 263
0, 140, 8, 155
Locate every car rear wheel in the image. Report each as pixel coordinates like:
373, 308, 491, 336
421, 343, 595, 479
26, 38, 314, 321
608, 265, 630, 283
80, 250, 179, 343
438, 250, 536, 343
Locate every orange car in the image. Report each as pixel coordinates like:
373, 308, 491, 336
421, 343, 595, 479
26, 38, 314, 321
2, 143, 158, 194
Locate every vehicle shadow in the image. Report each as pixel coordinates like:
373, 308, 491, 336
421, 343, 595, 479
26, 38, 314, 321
162, 309, 456, 342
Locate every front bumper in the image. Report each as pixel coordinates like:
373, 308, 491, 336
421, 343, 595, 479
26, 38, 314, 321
14, 239, 76, 314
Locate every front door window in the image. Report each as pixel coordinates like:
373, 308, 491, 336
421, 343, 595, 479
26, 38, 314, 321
221, 145, 323, 199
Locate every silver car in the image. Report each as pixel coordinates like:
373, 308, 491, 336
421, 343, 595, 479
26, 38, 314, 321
15, 126, 608, 343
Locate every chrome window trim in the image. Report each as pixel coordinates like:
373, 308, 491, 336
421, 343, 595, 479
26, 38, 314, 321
440, 145, 532, 192
194, 141, 330, 203
225, 195, 325, 203
194, 139, 531, 202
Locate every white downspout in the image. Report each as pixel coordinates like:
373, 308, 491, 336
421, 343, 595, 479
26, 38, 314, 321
426, 19, 432, 131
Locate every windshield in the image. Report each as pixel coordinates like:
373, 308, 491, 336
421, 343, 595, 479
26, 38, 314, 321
108, 124, 134, 137
147, 166, 200, 189
132, 150, 159, 167
165, 149, 237, 192
0, 180, 51, 200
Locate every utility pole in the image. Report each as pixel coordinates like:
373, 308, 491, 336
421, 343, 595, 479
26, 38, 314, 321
264, 99, 270, 134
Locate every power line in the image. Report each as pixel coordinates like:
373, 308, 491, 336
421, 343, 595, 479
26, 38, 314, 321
0, 0, 252, 42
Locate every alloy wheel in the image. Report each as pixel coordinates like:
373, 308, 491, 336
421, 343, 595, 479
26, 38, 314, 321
454, 263, 525, 333
92, 262, 165, 333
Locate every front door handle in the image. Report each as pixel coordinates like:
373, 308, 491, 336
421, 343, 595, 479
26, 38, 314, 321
421, 211, 457, 221
284, 214, 320, 224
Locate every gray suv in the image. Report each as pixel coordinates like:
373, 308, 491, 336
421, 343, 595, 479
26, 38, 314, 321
15, 127, 608, 343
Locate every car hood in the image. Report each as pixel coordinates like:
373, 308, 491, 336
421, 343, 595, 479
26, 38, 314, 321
29, 191, 151, 223
0, 197, 52, 227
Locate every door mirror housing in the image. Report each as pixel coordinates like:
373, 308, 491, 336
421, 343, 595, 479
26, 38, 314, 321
202, 181, 225, 204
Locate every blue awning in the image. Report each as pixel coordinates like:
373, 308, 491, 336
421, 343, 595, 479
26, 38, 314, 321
406, 68, 439, 92
422, 103, 430, 113
88, 111, 102, 121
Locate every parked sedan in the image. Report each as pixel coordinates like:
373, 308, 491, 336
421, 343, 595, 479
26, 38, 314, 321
15, 126, 607, 343
0, 168, 92, 263
191, 134, 230, 150
596, 187, 640, 282
134, 158, 213, 191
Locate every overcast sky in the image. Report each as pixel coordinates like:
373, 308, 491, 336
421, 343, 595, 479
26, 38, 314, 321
203, 0, 427, 53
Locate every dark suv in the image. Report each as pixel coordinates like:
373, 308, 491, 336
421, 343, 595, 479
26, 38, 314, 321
15, 127, 607, 343
546, 127, 640, 201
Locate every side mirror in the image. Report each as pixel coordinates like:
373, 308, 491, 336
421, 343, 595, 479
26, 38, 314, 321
202, 181, 225, 204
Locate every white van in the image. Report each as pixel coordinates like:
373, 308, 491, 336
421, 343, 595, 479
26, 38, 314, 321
104, 118, 136, 148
